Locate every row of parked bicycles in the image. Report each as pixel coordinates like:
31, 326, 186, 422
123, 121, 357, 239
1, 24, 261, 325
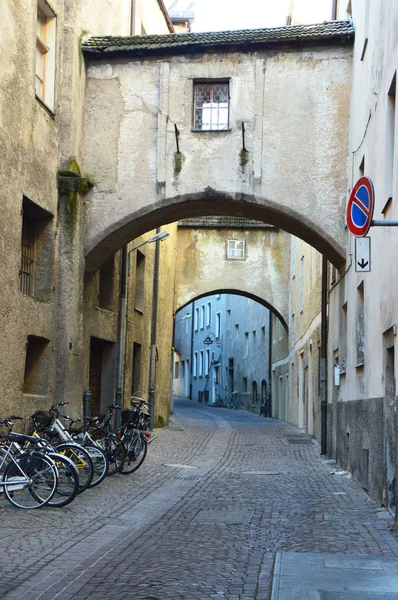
0, 397, 152, 509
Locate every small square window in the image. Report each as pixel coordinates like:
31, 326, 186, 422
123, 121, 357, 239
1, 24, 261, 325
226, 239, 245, 260
193, 81, 229, 131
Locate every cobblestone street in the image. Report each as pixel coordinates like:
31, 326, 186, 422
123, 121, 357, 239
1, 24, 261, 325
1, 399, 398, 599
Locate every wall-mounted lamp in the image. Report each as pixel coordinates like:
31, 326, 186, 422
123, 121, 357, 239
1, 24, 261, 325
127, 230, 170, 275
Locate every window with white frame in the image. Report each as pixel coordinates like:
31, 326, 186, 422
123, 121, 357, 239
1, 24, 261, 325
216, 312, 221, 338
205, 349, 210, 375
206, 302, 211, 327
36, 0, 56, 112
199, 351, 204, 377
200, 305, 205, 329
244, 332, 249, 356
226, 239, 245, 260
193, 352, 198, 377
193, 81, 229, 131
194, 307, 199, 331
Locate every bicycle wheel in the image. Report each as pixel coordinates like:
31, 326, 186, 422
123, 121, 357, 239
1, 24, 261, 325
84, 444, 109, 488
119, 429, 148, 475
55, 443, 94, 493
46, 452, 80, 507
91, 433, 126, 475
3, 452, 57, 509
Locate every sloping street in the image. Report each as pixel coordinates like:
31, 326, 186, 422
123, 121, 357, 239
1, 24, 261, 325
1, 399, 398, 599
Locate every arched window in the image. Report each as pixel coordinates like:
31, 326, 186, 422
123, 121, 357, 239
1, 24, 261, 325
252, 381, 258, 405
261, 380, 267, 402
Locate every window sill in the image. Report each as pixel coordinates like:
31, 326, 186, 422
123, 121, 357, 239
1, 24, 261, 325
35, 95, 55, 118
134, 307, 144, 315
355, 362, 364, 369
191, 128, 232, 133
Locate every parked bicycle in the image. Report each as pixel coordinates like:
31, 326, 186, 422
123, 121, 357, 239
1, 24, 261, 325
227, 391, 239, 409
117, 397, 152, 474
0, 416, 58, 509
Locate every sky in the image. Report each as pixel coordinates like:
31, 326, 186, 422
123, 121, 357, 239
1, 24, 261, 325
189, 0, 334, 32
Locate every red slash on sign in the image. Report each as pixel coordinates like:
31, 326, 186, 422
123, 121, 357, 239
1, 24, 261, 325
346, 176, 375, 237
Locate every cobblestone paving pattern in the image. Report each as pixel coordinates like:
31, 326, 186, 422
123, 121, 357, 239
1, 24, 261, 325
1, 399, 397, 599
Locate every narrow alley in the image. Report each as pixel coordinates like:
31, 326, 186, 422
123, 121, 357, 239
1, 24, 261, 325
2, 400, 398, 600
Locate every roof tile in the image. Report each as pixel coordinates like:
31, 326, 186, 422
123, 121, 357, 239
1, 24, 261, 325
82, 20, 354, 56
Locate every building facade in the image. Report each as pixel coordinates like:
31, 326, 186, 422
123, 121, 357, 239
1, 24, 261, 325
173, 292, 270, 412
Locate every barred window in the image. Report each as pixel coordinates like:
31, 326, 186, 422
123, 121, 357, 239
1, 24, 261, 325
193, 81, 229, 131
20, 213, 36, 295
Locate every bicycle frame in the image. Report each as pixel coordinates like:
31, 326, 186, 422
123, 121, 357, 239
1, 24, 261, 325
0, 443, 36, 492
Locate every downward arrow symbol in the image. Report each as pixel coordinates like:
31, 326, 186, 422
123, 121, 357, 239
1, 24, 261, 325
358, 259, 368, 269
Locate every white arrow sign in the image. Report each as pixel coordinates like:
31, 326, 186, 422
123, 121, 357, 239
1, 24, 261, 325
355, 237, 371, 272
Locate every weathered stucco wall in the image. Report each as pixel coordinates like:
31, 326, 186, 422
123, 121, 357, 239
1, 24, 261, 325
175, 227, 291, 324
83, 43, 353, 269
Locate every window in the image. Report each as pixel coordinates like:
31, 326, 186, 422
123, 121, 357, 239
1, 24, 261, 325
174, 361, 179, 379
205, 350, 210, 375
131, 343, 142, 394
244, 332, 249, 356
194, 307, 199, 331
193, 352, 198, 377
193, 81, 229, 131
226, 239, 245, 260
20, 196, 53, 299
180, 361, 185, 379
99, 255, 116, 311
216, 313, 221, 338
23, 335, 50, 395
199, 351, 204, 377
235, 323, 239, 338
21, 212, 35, 296
36, 0, 56, 112
385, 73, 396, 212
134, 251, 145, 313
252, 381, 258, 405
206, 302, 211, 327
227, 309, 231, 329
200, 305, 205, 329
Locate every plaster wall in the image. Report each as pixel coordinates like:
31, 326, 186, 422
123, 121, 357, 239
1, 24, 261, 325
0, 0, 63, 420
83, 43, 353, 269
175, 227, 290, 324
327, 0, 398, 511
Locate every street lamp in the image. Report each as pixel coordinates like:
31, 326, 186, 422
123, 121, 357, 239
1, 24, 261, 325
115, 230, 170, 428
127, 230, 169, 275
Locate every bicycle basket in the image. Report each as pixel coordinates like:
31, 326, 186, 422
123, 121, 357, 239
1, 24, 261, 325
121, 409, 139, 426
31, 411, 53, 428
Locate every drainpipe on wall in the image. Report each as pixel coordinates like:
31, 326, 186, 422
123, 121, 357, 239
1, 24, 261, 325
115, 245, 128, 430
190, 300, 195, 400
268, 310, 272, 416
148, 228, 161, 430
130, 0, 136, 35
331, 0, 338, 20
321, 255, 328, 455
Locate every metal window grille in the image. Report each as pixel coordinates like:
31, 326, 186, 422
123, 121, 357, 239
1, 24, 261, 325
20, 213, 35, 295
194, 82, 229, 131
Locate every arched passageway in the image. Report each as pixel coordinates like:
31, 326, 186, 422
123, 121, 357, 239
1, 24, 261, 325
82, 22, 353, 271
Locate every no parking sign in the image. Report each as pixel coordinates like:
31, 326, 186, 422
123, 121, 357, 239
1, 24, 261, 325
346, 176, 375, 237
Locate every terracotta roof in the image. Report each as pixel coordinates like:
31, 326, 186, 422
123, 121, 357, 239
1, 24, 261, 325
178, 216, 273, 229
82, 20, 354, 57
